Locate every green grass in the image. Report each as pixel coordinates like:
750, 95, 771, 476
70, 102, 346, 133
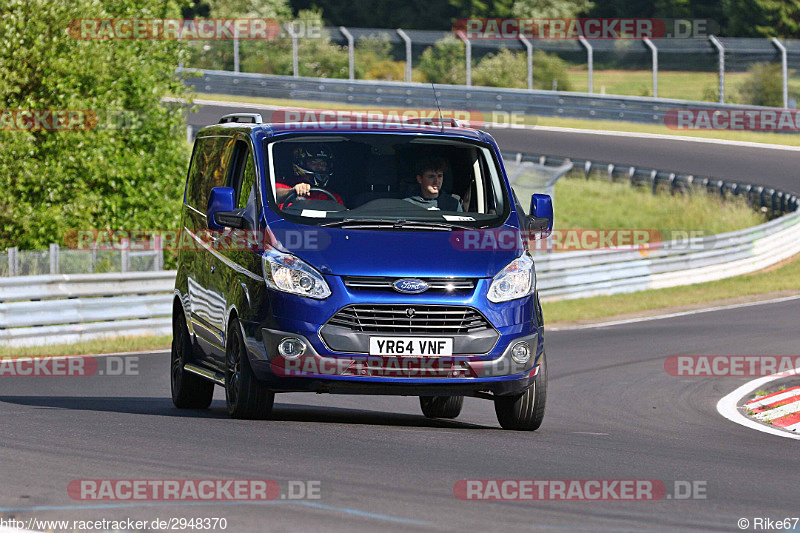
565, 69, 731, 100
538, 178, 797, 324
542, 251, 800, 324
190, 92, 800, 147
564, 69, 800, 102
553, 177, 766, 236
0, 335, 172, 358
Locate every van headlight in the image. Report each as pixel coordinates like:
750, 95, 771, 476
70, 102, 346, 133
262, 249, 331, 299
487, 254, 535, 303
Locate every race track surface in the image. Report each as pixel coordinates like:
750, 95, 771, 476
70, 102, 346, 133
2, 299, 798, 532
1, 104, 796, 532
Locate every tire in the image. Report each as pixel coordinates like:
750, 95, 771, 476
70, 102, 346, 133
494, 349, 547, 431
419, 396, 464, 419
171, 310, 214, 409
225, 318, 274, 420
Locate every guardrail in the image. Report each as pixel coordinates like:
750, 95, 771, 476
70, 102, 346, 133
191, 27, 800, 107
534, 210, 800, 301
502, 151, 800, 300
0, 271, 173, 347
4, 151, 799, 345
182, 68, 786, 125
506, 152, 799, 216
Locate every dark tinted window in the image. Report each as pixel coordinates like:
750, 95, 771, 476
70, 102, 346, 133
229, 140, 257, 210
186, 136, 234, 210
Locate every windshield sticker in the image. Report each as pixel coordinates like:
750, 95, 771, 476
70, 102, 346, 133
443, 215, 476, 222
300, 209, 328, 218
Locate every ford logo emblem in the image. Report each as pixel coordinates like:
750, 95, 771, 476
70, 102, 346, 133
392, 278, 429, 294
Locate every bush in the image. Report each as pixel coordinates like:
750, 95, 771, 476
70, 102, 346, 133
473, 49, 572, 91
418, 35, 466, 85
237, 9, 348, 78
737, 62, 783, 107
355, 34, 406, 81
0, 0, 191, 250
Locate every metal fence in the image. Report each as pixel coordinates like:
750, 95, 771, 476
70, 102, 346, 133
1, 243, 164, 277
182, 67, 789, 125
185, 25, 800, 106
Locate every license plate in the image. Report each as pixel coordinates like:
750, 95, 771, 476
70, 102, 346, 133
369, 337, 453, 356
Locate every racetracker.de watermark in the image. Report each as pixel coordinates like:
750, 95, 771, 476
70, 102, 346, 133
452, 18, 716, 39
454, 229, 709, 253
453, 479, 707, 500
664, 356, 800, 377
68, 18, 281, 40
68, 479, 321, 501
0, 355, 138, 377
64, 229, 331, 253
262, 109, 529, 130
64, 228, 711, 254
1, 109, 158, 132
269, 353, 541, 379
665, 108, 800, 132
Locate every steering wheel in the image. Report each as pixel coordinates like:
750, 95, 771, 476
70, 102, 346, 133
282, 186, 338, 207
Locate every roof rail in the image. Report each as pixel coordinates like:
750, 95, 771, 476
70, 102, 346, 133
403, 116, 463, 128
219, 113, 263, 124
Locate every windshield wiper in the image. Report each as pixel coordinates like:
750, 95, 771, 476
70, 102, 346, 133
320, 218, 473, 231
320, 218, 398, 228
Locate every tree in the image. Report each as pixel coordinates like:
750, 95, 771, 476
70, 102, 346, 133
207, 0, 292, 19
737, 62, 784, 106
0, 0, 192, 249
288, 0, 459, 30
512, 0, 594, 18
418, 35, 467, 85
473, 48, 572, 90
723, 0, 800, 38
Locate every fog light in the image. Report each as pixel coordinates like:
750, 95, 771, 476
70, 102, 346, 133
511, 342, 530, 364
278, 337, 306, 358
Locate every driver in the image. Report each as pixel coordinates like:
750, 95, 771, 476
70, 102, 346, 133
276, 144, 344, 207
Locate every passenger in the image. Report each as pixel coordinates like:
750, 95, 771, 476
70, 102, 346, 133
276, 145, 344, 206
403, 157, 462, 212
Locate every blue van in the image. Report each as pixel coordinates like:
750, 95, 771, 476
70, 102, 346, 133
171, 113, 553, 430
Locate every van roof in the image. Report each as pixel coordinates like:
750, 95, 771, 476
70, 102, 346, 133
197, 117, 487, 141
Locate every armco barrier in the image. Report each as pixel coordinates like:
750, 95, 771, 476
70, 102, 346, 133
534, 209, 800, 301
181, 68, 788, 125
513, 152, 799, 216
4, 149, 799, 345
4, 210, 800, 346
0, 271, 174, 348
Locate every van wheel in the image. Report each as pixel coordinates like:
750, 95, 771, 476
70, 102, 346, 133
171, 311, 214, 409
419, 396, 464, 419
225, 318, 274, 420
494, 350, 547, 431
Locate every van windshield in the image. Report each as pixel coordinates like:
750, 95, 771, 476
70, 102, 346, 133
265, 134, 508, 229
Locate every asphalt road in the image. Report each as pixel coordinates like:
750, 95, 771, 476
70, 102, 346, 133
1, 299, 799, 532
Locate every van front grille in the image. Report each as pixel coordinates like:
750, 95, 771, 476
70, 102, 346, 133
326, 305, 492, 334
342, 276, 475, 292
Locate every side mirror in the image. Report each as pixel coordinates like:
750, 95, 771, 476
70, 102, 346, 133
528, 193, 553, 239
207, 187, 246, 230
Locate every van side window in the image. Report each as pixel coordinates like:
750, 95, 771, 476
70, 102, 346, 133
229, 141, 257, 210
186, 136, 234, 210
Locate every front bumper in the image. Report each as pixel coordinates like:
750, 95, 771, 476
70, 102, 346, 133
248, 327, 541, 396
